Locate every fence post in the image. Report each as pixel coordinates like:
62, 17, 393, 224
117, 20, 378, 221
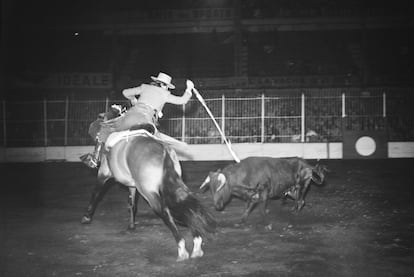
261, 93, 265, 143
383, 92, 386, 117
2, 100, 6, 146
221, 95, 225, 144
301, 93, 305, 142
43, 98, 48, 146
342, 92, 346, 117
182, 104, 186, 142
64, 96, 69, 146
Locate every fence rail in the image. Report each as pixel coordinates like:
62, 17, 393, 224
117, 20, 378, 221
1, 88, 413, 147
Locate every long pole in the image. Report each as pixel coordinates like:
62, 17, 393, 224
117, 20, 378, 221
192, 87, 240, 163
64, 96, 68, 146
261, 93, 265, 143
43, 98, 47, 146
301, 93, 305, 142
2, 100, 6, 146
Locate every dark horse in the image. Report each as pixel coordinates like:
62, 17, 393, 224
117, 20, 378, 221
81, 132, 216, 261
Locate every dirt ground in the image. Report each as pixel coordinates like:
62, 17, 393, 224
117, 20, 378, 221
1, 159, 414, 277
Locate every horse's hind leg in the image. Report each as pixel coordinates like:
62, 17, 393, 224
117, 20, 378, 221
190, 231, 204, 259
127, 187, 139, 230
81, 179, 115, 224
159, 207, 189, 261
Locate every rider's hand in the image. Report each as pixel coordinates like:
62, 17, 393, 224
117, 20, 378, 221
130, 97, 138, 106
186, 79, 194, 90
186, 79, 194, 96
185, 88, 193, 97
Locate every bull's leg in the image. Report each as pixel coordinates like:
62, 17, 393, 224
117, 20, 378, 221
81, 178, 115, 224
127, 187, 139, 230
240, 199, 258, 223
159, 207, 189, 261
295, 179, 311, 211
260, 189, 270, 219
282, 186, 297, 207
190, 231, 204, 259
285, 186, 299, 211
259, 189, 273, 230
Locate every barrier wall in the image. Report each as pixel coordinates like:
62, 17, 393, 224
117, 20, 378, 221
0, 142, 413, 163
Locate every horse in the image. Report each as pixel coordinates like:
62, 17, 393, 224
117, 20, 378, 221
80, 126, 185, 228
81, 130, 216, 261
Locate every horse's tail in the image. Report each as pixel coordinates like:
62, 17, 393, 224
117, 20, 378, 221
161, 151, 216, 237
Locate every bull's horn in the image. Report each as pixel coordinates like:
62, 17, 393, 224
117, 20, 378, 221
200, 176, 211, 189
216, 173, 227, 192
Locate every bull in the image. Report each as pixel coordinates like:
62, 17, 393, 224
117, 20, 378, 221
200, 156, 328, 223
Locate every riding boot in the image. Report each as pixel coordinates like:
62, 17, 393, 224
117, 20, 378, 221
80, 140, 103, 169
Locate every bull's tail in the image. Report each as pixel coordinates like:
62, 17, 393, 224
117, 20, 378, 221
161, 151, 216, 237
311, 163, 328, 186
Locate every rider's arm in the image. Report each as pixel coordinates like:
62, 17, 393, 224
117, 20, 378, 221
166, 79, 194, 105
166, 90, 192, 105
122, 86, 142, 105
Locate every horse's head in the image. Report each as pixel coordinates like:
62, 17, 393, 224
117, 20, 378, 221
104, 104, 125, 120
200, 169, 231, 211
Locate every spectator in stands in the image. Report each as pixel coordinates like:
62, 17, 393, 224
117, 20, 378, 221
207, 126, 220, 143
266, 123, 280, 142
81, 72, 194, 169
305, 128, 318, 142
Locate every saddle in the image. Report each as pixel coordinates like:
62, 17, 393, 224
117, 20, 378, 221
104, 123, 158, 151
130, 123, 156, 134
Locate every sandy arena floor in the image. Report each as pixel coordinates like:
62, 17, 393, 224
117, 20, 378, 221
1, 159, 413, 276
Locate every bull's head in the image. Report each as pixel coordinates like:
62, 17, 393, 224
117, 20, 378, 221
313, 164, 329, 185
200, 170, 231, 211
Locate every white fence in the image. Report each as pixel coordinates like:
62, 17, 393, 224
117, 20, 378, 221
1, 88, 413, 147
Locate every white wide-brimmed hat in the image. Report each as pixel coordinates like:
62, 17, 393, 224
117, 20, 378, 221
151, 72, 175, 89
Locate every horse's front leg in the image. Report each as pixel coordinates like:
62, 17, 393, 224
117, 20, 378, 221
81, 178, 115, 224
159, 207, 189, 261
127, 187, 139, 230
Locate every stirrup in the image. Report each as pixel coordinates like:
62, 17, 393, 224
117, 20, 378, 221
80, 153, 99, 169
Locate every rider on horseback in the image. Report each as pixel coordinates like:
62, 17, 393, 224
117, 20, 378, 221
81, 72, 194, 169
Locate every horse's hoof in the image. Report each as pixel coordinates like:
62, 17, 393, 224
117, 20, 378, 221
81, 215, 92, 224
176, 252, 190, 262
239, 216, 247, 224
127, 225, 136, 231
291, 205, 299, 212
297, 201, 305, 211
191, 249, 204, 259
